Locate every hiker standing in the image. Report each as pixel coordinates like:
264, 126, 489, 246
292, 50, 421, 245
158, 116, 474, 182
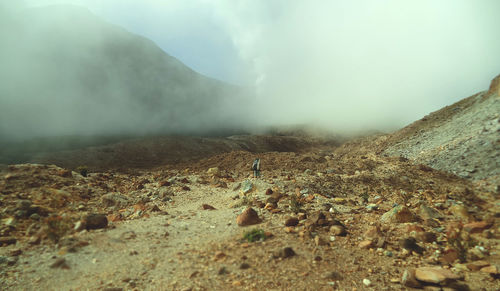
252, 158, 261, 178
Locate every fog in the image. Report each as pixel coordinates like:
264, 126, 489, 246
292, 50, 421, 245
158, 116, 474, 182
1, 1, 500, 142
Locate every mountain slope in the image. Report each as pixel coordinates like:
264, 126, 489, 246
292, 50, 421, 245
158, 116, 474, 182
382, 74, 500, 182
0, 5, 248, 141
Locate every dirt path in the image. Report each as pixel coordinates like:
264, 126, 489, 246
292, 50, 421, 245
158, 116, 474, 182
5, 178, 264, 290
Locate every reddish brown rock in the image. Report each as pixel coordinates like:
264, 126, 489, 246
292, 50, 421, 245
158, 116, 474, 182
463, 221, 492, 233
284, 217, 299, 227
381, 206, 417, 223
236, 207, 261, 226
202, 204, 216, 210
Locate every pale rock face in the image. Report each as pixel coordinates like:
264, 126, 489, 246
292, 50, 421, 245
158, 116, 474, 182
488, 74, 500, 96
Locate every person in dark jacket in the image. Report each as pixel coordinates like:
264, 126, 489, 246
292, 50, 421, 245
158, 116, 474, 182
252, 158, 261, 178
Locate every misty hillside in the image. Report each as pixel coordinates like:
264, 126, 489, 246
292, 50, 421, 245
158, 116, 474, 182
0, 5, 248, 141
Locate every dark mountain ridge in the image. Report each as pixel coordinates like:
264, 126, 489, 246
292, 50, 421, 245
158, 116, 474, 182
0, 5, 250, 141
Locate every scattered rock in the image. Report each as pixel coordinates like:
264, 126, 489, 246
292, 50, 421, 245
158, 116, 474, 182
239, 263, 250, 269
362, 278, 371, 287
359, 240, 373, 249
284, 217, 299, 227
207, 167, 219, 176
414, 266, 461, 285
84, 214, 108, 230
400, 237, 425, 255
74, 221, 85, 232
329, 225, 347, 236
466, 260, 490, 271
265, 188, 273, 195
416, 231, 437, 243
364, 225, 382, 239
323, 271, 343, 280
0, 237, 17, 246
463, 221, 492, 233
273, 247, 296, 259
419, 204, 443, 220
202, 204, 216, 210
480, 265, 498, 274
50, 258, 70, 269
236, 208, 261, 226
241, 180, 254, 194
9, 249, 22, 256
314, 235, 327, 246
381, 205, 417, 223
449, 204, 470, 221
100, 193, 130, 208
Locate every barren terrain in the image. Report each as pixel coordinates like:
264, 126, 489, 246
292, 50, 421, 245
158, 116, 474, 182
0, 77, 499, 290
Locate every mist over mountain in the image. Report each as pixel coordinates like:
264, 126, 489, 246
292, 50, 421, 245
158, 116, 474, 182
0, 5, 250, 141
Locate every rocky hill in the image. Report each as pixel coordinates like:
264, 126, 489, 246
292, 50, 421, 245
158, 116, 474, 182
0, 5, 248, 141
382, 74, 500, 186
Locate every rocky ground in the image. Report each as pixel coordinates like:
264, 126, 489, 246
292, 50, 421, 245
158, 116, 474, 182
0, 141, 498, 290
0, 76, 499, 290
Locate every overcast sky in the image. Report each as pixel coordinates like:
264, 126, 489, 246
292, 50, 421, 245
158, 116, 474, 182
18, 0, 500, 130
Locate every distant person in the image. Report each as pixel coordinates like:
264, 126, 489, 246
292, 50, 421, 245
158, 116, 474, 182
252, 158, 261, 178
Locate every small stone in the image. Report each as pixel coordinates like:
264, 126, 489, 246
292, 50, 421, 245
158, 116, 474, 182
480, 265, 498, 274
202, 204, 216, 210
358, 240, 373, 249
236, 208, 261, 226
330, 225, 347, 236
274, 247, 296, 259
419, 204, 443, 220
207, 167, 219, 176
323, 271, 343, 280
440, 249, 459, 265
9, 249, 22, 256
381, 205, 417, 223
466, 260, 490, 271
416, 231, 437, 243
50, 258, 70, 269
29, 213, 41, 221
449, 204, 470, 221
0, 237, 17, 246
400, 237, 425, 255
84, 214, 108, 230
265, 188, 273, 195
384, 250, 393, 257
463, 221, 492, 233
401, 269, 421, 288
239, 263, 250, 269
284, 217, 299, 227
364, 226, 382, 239
218, 267, 229, 275
28, 235, 41, 245
74, 221, 85, 232
363, 278, 371, 287
241, 180, 254, 194
314, 236, 327, 246
415, 267, 460, 284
